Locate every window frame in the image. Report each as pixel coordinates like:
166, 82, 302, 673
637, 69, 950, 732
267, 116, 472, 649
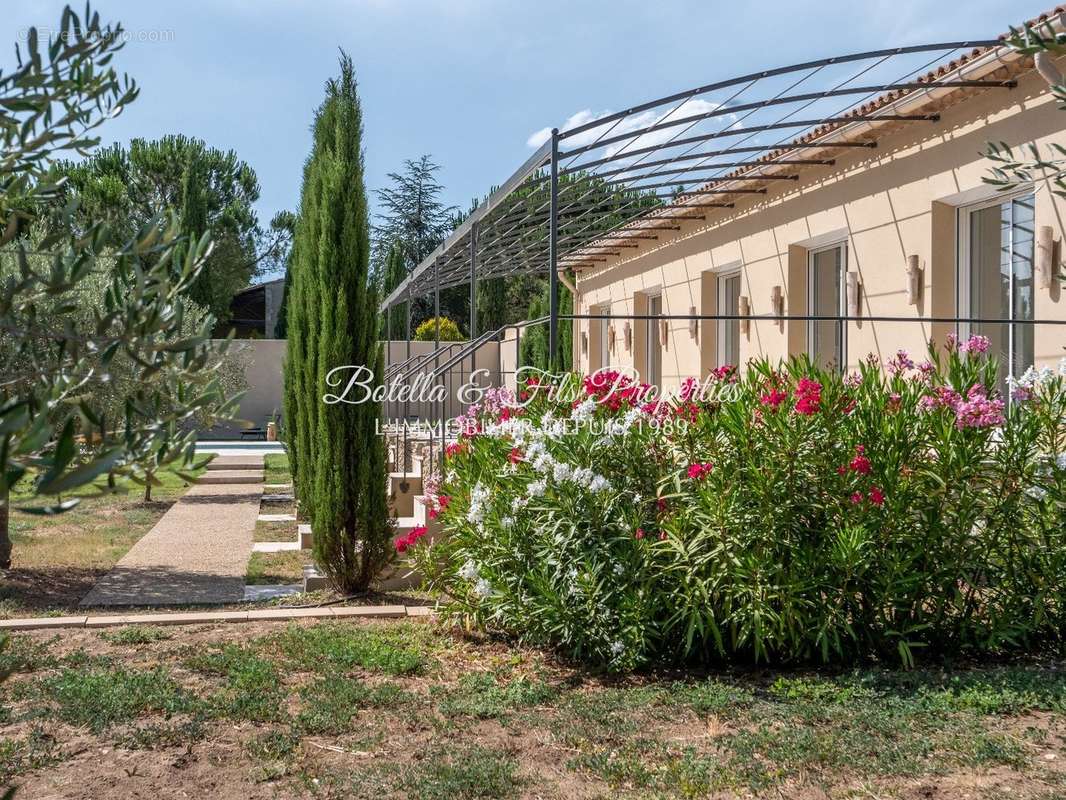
806, 241, 848, 371
716, 268, 742, 368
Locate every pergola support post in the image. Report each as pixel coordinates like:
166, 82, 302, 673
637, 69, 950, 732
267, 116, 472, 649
548, 127, 560, 369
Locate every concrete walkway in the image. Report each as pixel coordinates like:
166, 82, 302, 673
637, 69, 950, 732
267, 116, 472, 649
80, 456, 264, 607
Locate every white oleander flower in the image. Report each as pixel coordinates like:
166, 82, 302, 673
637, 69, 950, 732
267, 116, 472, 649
527, 480, 547, 498
571, 398, 597, 423
589, 475, 611, 493
473, 578, 493, 598
501, 516, 515, 529
612, 563, 624, 576
1057, 453, 1066, 470
458, 560, 478, 581
553, 462, 574, 483
511, 496, 528, 512
610, 640, 625, 657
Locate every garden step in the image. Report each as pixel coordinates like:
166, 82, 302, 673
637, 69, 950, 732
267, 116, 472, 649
197, 470, 264, 485
298, 523, 313, 549
258, 513, 296, 522
252, 541, 302, 553
262, 493, 295, 503
263, 483, 292, 491
206, 458, 262, 471
375, 559, 423, 592
303, 564, 329, 593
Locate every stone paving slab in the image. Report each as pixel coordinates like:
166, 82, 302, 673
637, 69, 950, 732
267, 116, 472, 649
252, 541, 301, 553
258, 513, 296, 522
80, 460, 264, 606
0, 605, 433, 631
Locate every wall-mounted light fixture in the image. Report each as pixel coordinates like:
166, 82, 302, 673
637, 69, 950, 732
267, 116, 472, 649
846, 272, 861, 318
689, 306, 698, 340
770, 285, 783, 319
738, 295, 751, 334
1037, 225, 1058, 290
659, 319, 669, 348
608, 325, 616, 351
623, 321, 632, 351
905, 255, 923, 306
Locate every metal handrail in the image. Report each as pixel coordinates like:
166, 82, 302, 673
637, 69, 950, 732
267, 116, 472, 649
385, 341, 466, 382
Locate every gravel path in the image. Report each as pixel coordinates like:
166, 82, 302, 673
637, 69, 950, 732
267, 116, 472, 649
80, 456, 264, 606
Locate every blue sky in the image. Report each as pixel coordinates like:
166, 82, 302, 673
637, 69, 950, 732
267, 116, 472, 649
5, 0, 1048, 279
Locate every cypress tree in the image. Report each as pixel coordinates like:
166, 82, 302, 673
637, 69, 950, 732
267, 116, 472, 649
283, 54, 391, 592
382, 242, 407, 337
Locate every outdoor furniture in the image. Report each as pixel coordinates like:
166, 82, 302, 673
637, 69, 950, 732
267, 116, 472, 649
241, 427, 267, 440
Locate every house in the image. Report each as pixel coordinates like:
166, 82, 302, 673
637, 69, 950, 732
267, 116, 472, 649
570, 18, 1065, 391
214, 277, 286, 338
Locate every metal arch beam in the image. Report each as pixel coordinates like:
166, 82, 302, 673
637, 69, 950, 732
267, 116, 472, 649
557, 41, 1000, 141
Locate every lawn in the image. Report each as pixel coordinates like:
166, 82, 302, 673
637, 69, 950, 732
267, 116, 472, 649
0, 619, 1063, 799
264, 453, 292, 486
1, 471, 200, 615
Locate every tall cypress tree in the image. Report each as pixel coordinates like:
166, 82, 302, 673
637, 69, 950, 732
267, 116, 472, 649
283, 53, 391, 592
382, 241, 407, 337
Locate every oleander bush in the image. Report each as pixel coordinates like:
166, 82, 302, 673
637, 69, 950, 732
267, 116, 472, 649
411, 336, 1066, 670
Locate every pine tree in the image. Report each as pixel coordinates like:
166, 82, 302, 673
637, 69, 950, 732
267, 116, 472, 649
283, 53, 391, 592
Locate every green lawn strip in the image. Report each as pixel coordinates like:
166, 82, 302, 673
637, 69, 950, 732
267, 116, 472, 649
263, 453, 292, 486
245, 550, 307, 585
265, 621, 429, 675
184, 643, 286, 723
295, 674, 412, 735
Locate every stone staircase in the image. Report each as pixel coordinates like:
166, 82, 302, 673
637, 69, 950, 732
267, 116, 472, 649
198, 457, 265, 485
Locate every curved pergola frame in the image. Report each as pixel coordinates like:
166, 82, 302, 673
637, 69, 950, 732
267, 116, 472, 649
380, 39, 1020, 355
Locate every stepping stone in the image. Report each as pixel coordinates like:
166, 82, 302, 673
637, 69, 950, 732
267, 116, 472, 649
243, 584, 303, 601
298, 523, 313, 549
258, 513, 296, 522
198, 470, 264, 485
206, 458, 263, 471
263, 483, 292, 490
253, 541, 301, 553
262, 493, 295, 503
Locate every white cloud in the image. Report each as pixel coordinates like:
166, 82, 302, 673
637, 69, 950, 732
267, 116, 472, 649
526, 108, 612, 148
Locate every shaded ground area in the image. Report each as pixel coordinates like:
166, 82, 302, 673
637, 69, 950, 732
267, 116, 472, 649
0, 618, 1063, 799
1, 473, 198, 614
81, 457, 263, 607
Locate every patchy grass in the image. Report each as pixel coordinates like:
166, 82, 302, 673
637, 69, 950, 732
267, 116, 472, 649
0, 619, 1062, 799
99, 625, 173, 646
254, 519, 296, 542
245, 549, 307, 585
263, 453, 292, 486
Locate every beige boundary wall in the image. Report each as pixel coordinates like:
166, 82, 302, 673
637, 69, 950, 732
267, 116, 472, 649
574, 62, 1066, 391
201, 339, 506, 438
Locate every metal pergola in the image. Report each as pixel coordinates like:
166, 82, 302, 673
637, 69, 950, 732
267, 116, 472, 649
380, 39, 1019, 360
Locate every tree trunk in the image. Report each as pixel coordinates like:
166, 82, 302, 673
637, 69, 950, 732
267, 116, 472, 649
0, 488, 11, 569
107, 471, 116, 490
144, 481, 152, 503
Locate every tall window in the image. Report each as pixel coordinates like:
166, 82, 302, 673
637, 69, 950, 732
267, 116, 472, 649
808, 243, 846, 370
596, 304, 610, 371
646, 294, 662, 387
718, 271, 741, 367
960, 192, 1035, 385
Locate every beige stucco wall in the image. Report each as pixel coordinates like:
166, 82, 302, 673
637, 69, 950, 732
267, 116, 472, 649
574, 63, 1066, 389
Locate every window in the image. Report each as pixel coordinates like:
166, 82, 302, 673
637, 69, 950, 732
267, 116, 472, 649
595, 304, 610, 371
959, 192, 1035, 386
646, 293, 662, 387
808, 243, 846, 370
717, 271, 741, 367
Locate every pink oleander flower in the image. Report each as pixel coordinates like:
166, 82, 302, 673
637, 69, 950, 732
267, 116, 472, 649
656, 497, 667, 513
921, 386, 962, 412
888, 350, 915, 376
850, 491, 864, 505
954, 387, 1005, 430
679, 377, 698, 402
794, 378, 822, 415
760, 389, 789, 410
960, 334, 991, 355
634, 528, 646, 540
844, 372, 862, 388
687, 462, 713, 480
887, 393, 902, 412
945, 332, 959, 352
849, 450, 871, 475
508, 447, 523, 464
429, 494, 451, 520
868, 486, 885, 506
445, 442, 467, 459
712, 365, 737, 383
658, 530, 668, 541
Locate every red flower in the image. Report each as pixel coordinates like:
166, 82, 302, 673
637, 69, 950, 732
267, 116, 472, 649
760, 389, 789, 410
394, 525, 428, 553
656, 498, 667, 513
849, 453, 871, 476
794, 378, 822, 415
868, 487, 885, 506
635, 528, 646, 540
508, 447, 523, 464
445, 442, 467, 459
394, 536, 409, 553
658, 531, 667, 541
687, 462, 713, 480
836, 465, 847, 476
850, 491, 864, 505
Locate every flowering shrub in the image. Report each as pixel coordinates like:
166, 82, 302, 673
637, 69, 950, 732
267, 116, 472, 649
411, 340, 1066, 670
